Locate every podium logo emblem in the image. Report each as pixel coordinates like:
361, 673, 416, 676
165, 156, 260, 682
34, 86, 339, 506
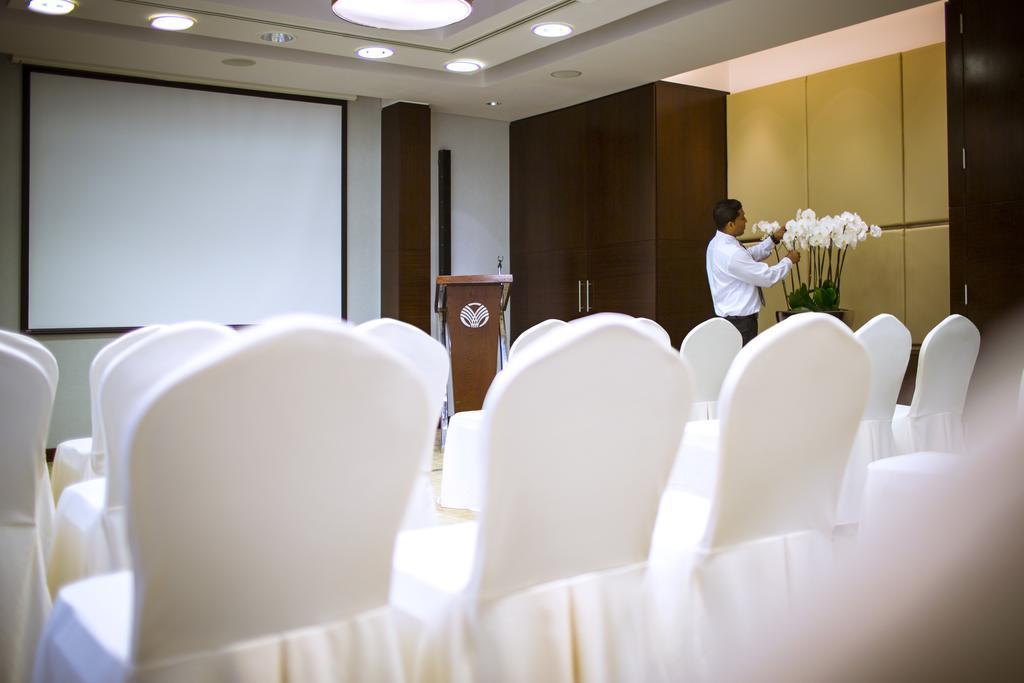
460, 303, 490, 328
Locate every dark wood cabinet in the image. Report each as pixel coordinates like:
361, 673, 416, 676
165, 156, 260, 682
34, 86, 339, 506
946, 0, 1024, 332
510, 82, 726, 345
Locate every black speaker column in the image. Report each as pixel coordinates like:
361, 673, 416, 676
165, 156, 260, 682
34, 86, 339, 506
438, 149, 452, 276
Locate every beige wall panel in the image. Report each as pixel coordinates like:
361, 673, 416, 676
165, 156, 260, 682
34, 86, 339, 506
837, 228, 906, 330
727, 77, 808, 226
807, 55, 904, 227
903, 43, 949, 224
905, 224, 950, 343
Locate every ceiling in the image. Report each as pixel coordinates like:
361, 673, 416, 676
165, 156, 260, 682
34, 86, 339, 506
0, 0, 937, 121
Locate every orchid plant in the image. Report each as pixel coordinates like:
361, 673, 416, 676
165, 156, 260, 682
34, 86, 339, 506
752, 209, 881, 312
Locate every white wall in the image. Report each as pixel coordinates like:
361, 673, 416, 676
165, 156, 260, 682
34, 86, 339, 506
430, 112, 511, 335
346, 95, 382, 323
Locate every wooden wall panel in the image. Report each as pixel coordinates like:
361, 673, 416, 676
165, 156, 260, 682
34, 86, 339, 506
587, 241, 656, 318
946, 0, 1024, 333
656, 82, 727, 241
945, 0, 966, 211
510, 105, 587, 255
948, 205, 967, 316
966, 201, 1024, 331
380, 102, 430, 332
655, 82, 726, 343
519, 248, 586, 330
905, 225, 950, 343
726, 77, 808, 224
903, 43, 949, 224
807, 55, 904, 227
962, 0, 1024, 206
585, 86, 656, 247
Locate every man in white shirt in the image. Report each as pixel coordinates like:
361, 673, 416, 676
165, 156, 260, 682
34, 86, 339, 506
706, 199, 800, 345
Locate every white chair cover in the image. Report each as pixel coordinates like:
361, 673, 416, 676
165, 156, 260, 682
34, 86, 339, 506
51, 326, 164, 502
0, 329, 58, 394
438, 410, 486, 511
507, 318, 567, 360
835, 314, 912, 525
0, 332, 58, 567
393, 314, 693, 682
635, 317, 672, 347
648, 313, 870, 680
47, 323, 236, 595
34, 318, 433, 683
893, 315, 980, 455
357, 318, 450, 529
679, 318, 742, 421
1, 345, 55, 683
439, 317, 567, 512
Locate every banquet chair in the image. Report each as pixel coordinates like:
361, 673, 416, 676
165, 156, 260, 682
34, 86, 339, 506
439, 318, 567, 511
0, 331, 58, 565
357, 318, 450, 529
892, 315, 980, 455
679, 317, 742, 421
47, 322, 236, 594
507, 318, 567, 359
648, 313, 870, 680
50, 325, 164, 502
0, 329, 59, 393
0, 345, 56, 683
834, 314, 912, 525
393, 315, 693, 682
636, 317, 673, 347
34, 319, 433, 683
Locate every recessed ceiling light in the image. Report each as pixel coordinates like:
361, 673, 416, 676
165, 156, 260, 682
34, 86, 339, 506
485, 100, 501, 107
445, 60, 482, 73
532, 22, 572, 38
149, 14, 196, 31
356, 46, 394, 59
550, 70, 582, 79
27, 0, 77, 15
259, 31, 295, 43
222, 58, 256, 67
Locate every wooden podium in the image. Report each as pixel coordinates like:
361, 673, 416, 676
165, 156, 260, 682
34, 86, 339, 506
435, 274, 512, 434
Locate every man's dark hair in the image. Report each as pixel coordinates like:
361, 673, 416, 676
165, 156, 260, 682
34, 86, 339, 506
713, 199, 743, 230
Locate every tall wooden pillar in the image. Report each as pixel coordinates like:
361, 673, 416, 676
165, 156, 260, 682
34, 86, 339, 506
381, 102, 431, 332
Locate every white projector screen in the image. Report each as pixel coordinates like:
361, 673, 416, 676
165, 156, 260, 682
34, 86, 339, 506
26, 70, 345, 332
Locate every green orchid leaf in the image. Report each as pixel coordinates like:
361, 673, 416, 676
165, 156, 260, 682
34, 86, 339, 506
787, 284, 814, 311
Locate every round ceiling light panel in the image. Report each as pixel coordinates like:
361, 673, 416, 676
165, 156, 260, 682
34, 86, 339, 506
149, 14, 196, 31
445, 59, 482, 73
27, 0, 77, 15
532, 22, 573, 38
331, 0, 473, 31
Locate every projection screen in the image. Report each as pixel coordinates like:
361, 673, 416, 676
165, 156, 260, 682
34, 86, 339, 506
25, 69, 345, 332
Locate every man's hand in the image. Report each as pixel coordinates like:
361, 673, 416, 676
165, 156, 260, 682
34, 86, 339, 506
772, 226, 786, 243
785, 249, 801, 264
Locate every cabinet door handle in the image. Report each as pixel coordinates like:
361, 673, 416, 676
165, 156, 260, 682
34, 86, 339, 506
586, 280, 591, 312
577, 280, 582, 313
